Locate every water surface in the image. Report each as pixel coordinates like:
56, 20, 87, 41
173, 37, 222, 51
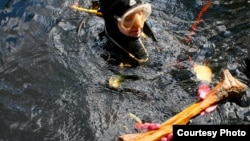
1, 0, 250, 141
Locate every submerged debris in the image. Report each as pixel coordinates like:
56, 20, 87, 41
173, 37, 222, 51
108, 75, 125, 89
193, 63, 212, 83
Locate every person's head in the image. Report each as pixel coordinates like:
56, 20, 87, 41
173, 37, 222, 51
115, 3, 151, 37
99, 0, 151, 38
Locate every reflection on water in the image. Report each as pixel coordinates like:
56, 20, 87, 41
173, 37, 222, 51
0, 0, 250, 141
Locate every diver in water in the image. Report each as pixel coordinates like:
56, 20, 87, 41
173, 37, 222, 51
98, 0, 157, 67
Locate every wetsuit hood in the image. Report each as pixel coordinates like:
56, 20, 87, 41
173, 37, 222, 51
99, 0, 142, 18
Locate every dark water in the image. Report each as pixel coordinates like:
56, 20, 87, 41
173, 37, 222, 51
0, 0, 250, 141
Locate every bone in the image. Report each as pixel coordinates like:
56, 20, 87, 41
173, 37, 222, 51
118, 69, 247, 141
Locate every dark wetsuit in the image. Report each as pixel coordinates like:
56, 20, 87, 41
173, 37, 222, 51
98, 0, 157, 67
